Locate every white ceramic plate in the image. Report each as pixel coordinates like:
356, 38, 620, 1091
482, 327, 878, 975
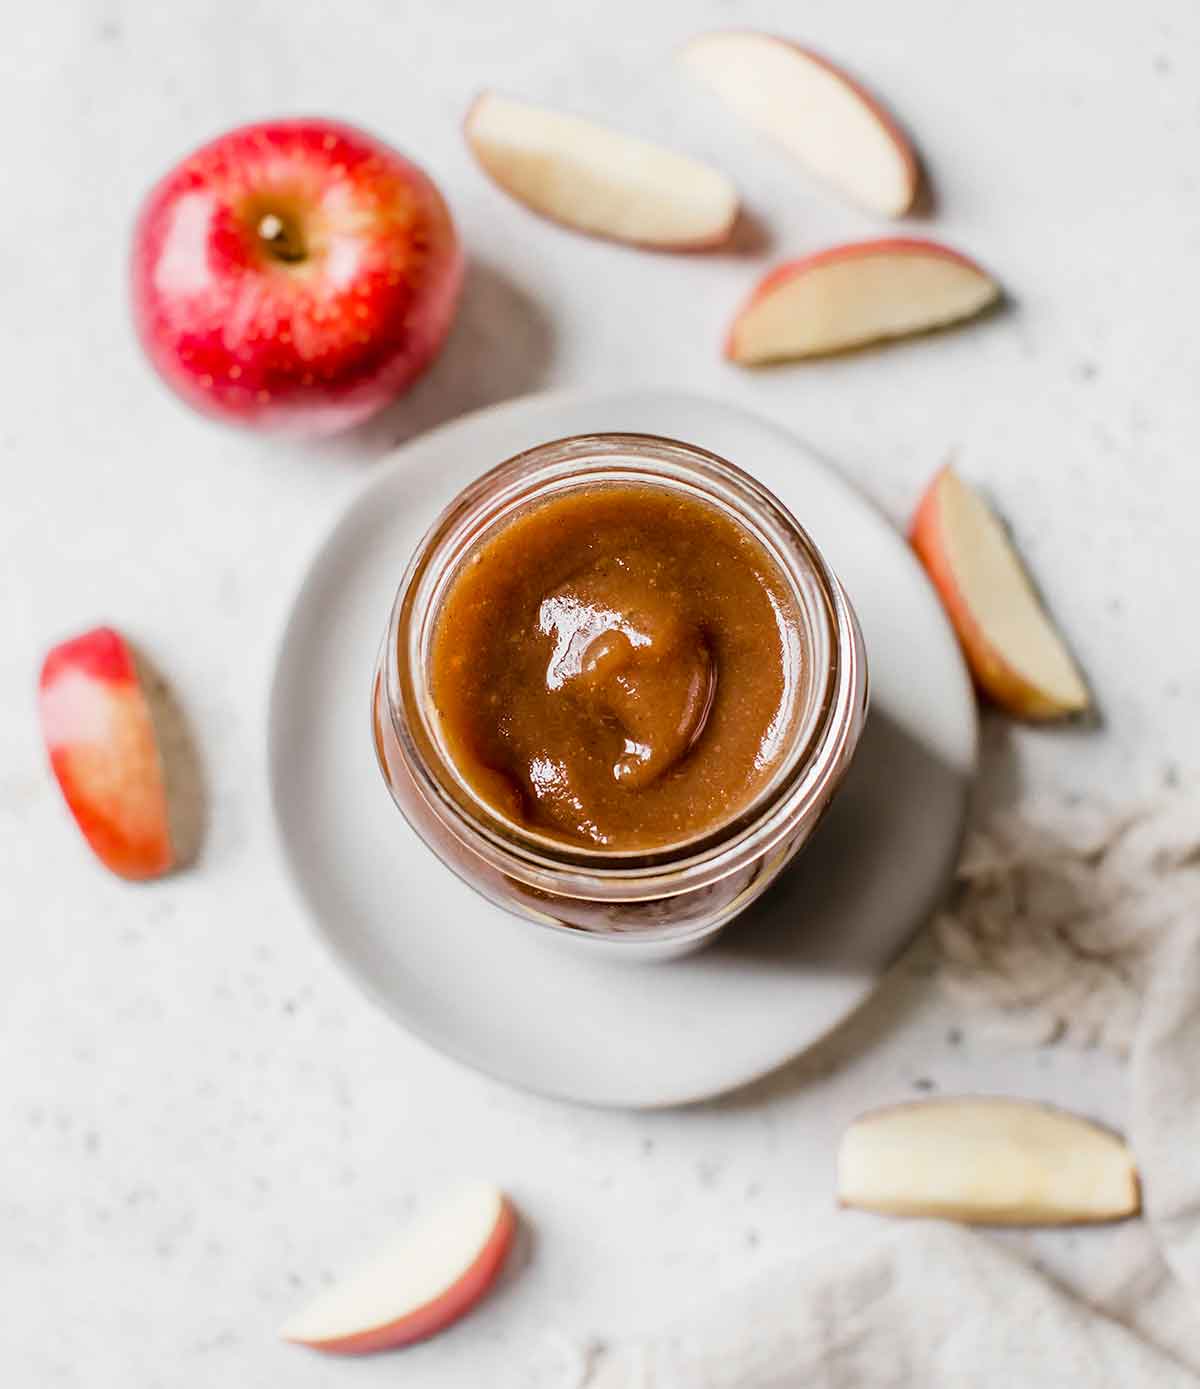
269, 389, 976, 1108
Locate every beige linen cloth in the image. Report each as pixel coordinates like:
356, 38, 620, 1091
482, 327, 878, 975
579, 796, 1200, 1387
583, 1222, 1195, 1387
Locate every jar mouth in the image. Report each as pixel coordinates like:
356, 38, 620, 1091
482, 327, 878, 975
380, 433, 866, 898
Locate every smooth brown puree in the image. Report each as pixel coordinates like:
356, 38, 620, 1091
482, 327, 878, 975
428, 484, 805, 851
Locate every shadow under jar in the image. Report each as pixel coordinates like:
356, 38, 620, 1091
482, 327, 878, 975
373, 433, 868, 961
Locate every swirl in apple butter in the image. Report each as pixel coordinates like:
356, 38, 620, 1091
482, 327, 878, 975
429, 484, 804, 850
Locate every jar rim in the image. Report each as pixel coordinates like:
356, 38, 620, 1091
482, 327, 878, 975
378, 432, 868, 903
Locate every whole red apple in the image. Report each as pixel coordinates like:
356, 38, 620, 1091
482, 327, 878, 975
131, 118, 464, 434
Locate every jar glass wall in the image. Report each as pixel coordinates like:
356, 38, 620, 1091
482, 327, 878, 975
372, 433, 868, 960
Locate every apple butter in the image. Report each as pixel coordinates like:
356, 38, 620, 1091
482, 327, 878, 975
428, 484, 804, 850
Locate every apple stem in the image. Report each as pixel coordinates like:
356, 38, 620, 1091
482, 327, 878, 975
257, 211, 305, 264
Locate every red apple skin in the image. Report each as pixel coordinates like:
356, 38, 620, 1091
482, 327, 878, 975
38, 627, 174, 880
289, 1196, 517, 1355
910, 467, 1068, 719
725, 239, 995, 360
131, 119, 464, 435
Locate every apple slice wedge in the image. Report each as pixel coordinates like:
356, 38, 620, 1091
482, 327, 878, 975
726, 239, 999, 363
682, 31, 919, 217
464, 91, 738, 249
281, 1183, 516, 1355
838, 1099, 1140, 1225
911, 466, 1090, 719
38, 626, 174, 880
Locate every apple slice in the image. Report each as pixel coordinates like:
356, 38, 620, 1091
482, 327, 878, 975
38, 626, 174, 880
838, 1099, 1140, 1225
281, 1183, 516, 1355
682, 31, 919, 217
911, 466, 1090, 718
464, 91, 738, 249
727, 239, 999, 363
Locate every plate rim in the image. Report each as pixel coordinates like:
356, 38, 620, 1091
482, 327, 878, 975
267, 386, 977, 1108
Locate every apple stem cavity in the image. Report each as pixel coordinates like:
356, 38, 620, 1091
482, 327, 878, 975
257, 210, 307, 264
131, 118, 464, 433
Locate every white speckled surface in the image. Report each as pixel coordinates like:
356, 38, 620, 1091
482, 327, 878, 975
3, 1, 1197, 1383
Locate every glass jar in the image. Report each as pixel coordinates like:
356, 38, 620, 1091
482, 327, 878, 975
372, 433, 868, 960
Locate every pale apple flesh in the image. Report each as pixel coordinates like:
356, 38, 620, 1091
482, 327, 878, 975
281, 1184, 516, 1355
682, 31, 919, 217
838, 1099, 1140, 1225
727, 239, 999, 363
464, 92, 738, 249
911, 466, 1090, 718
38, 626, 174, 880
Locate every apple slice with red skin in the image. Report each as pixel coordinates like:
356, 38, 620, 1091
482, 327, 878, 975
682, 31, 920, 217
281, 1184, 516, 1355
911, 466, 1090, 719
464, 92, 738, 249
838, 1099, 1140, 1225
38, 626, 174, 880
727, 239, 999, 363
